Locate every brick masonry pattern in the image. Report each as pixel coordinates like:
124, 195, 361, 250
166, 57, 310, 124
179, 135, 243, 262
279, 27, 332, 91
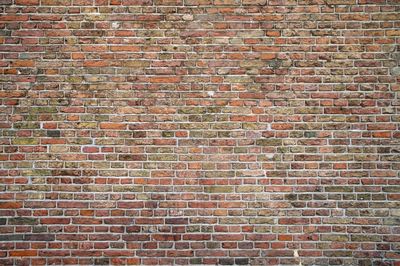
0, 0, 400, 265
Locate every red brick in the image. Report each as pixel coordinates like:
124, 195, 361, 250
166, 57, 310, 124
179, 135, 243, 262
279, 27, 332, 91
99, 122, 126, 130
11, 60, 35, 67
0, 202, 22, 209
9, 250, 37, 257
15, 0, 39, 5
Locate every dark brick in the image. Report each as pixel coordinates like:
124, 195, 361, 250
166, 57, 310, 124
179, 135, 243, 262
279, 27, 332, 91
218, 258, 234, 265
47, 130, 60, 137
8, 217, 38, 225
0, 235, 24, 241
118, 154, 147, 161
235, 258, 249, 265
94, 258, 109, 265
24, 234, 55, 241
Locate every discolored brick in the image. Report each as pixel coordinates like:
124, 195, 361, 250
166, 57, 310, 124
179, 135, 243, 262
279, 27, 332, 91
204, 186, 234, 193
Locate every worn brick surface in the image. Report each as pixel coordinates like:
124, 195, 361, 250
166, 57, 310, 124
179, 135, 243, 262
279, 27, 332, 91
0, 0, 400, 265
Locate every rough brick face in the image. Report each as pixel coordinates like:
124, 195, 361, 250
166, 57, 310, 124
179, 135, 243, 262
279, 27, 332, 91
0, 0, 399, 265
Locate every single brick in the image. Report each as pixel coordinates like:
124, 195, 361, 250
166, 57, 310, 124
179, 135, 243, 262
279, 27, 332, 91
119, 154, 147, 161
204, 186, 234, 193
8, 217, 38, 225
47, 130, 61, 137
236, 186, 263, 193
12, 138, 39, 145
256, 139, 283, 146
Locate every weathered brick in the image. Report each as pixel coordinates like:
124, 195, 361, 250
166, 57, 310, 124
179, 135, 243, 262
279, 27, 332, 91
249, 218, 274, 224
321, 235, 349, 242
119, 154, 147, 161
242, 0, 266, 4
8, 217, 38, 225
24, 234, 55, 241
236, 186, 263, 193
46, 130, 61, 137
16, 0, 39, 5
0, 235, 24, 241
12, 138, 39, 145
325, 186, 353, 192
256, 139, 283, 146
204, 186, 234, 193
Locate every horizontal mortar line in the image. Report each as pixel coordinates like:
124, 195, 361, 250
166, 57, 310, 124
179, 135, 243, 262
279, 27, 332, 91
9, 31, 393, 34
6, 20, 397, 24
4, 47, 397, 50
7, 170, 397, 173
14, 198, 394, 201
12, 207, 390, 210
5, 156, 397, 158
6, 48, 395, 52
5, 17, 392, 20
0, 177, 357, 180
0, 223, 388, 225
10, 187, 396, 189
2, 43, 395, 46
8, 80, 393, 83
9, 169, 394, 171
6, 160, 395, 163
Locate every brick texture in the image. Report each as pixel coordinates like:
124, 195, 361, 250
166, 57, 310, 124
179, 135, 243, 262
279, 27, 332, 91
1, 0, 400, 265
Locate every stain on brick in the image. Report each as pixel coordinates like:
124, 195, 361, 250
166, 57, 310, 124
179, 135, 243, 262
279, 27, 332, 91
118, 154, 147, 161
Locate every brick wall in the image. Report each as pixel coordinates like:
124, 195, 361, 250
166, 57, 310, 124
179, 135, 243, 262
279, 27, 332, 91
1, 0, 399, 265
